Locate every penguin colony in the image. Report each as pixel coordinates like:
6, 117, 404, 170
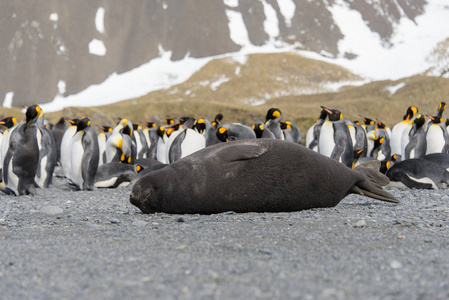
1, 102, 448, 211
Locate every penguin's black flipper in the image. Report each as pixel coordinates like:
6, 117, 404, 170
352, 160, 399, 203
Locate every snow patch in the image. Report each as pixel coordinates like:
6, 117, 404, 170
89, 39, 106, 56
95, 7, 105, 34
329, 0, 449, 80
57, 80, 66, 95
260, 0, 279, 40
210, 76, 230, 91
3, 92, 14, 108
224, 0, 238, 8
277, 0, 295, 27
385, 82, 406, 95
49, 13, 58, 22
226, 9, 251, 47
41, 49, 213, 112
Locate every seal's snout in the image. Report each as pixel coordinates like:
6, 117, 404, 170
129, 192, 139, 206
129, 183, 142, 208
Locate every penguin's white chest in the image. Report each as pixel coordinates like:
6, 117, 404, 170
426, 126, 445, 154
69, 132, 85, 188
180, 129, 206, 158
319, 121, 335, 157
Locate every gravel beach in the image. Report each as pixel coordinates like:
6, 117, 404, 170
1, 177, 448, 299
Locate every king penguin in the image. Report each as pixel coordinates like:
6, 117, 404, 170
143, 121, 158, 160
402, 114, 427, 160
167, 121, 206, 164
305, 108, 327, 152
386, 158, 449, 189
98, 125, 113, 166
60, 119, 80, 178
265, 107, 283, 140
2, 106, 41, 195
34, 107, 57, 188
318, 106, 354, 168
68, 117, 99, 191
193, 118, 221, 146
390, 106, 418, 158
216, 122, 256, 142
280, 120, 302, 144
252, 120, 276, 139
0, 117, 18, 176
426, 115, 449, 155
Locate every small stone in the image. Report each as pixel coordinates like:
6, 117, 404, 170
40, 206, 63, 215
176, 217, 185, 223
109, 218, 121, 224
354, 220, 367, 227
258, 249, 274, 255
86, 222, 100, 229
132, 220, 148, 227
390, 260, 402, 269
0, 219, 7, 226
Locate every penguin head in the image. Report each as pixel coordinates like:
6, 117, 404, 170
164, 118, 175, 126
438, 102, 446, 116
144, 121, 157, 128
99, 125, 113, 133
360, 116, 375, 127
157, 126, 166, 138
121, 124, 133, 137
216, 126, 229, 142
252, 122, 265, 138
428, 115, 443, 125
265, 108, 282, 124
133, 124, 142, 131
212, 114, 223, 128
376, 120, 386, 129
321, 106, 343, 122
413, 114, 426, 128
25, 105, 43, 127
193, 118, 207, 134
166, 126, 177, 137
76, 117, 91, 132
280, 121, 291, 130
67, 118, 80, 127
403, 106, 418, 120
0, 117, 17, 128
134, 164, 144, 174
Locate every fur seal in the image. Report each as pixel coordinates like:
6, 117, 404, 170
130, 139, 398, 214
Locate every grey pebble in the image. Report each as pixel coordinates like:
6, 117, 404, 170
390, 260, 403, 269
354, 219, 367, 227
176, 217, 185, 223
258, 249, 274, 255
0, 219, 7, 226
109, 218, 121, 224
86, 222, 100, 229
39, 206, 63, 215
132, 220, 148, 227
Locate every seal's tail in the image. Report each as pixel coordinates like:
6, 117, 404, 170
351, 160, 399, 203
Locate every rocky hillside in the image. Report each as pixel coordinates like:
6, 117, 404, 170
1, 0, 430, 108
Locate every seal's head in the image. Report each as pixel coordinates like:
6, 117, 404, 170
130, 180, 158, 213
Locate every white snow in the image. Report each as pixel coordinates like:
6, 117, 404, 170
95, 7, 105, 34
57, 80, 66, 95
41, 48, 213, 112
260, 0, 279, 41
277, 0, 296, 27
385, 82, 406, 95
49, 13, 58, 22
3, 92, 14, 108
225, 9, 251, 47
329, 0, 449, 80
88, 39, 106, 56
210, 76, 230, 91
224, 0, 238, 8
38, 0, 449, 113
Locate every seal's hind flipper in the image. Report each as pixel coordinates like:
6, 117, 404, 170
352, 161, 399, 203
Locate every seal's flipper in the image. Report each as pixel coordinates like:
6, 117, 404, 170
214, 143, 267, 162
352, 162, 399, 203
